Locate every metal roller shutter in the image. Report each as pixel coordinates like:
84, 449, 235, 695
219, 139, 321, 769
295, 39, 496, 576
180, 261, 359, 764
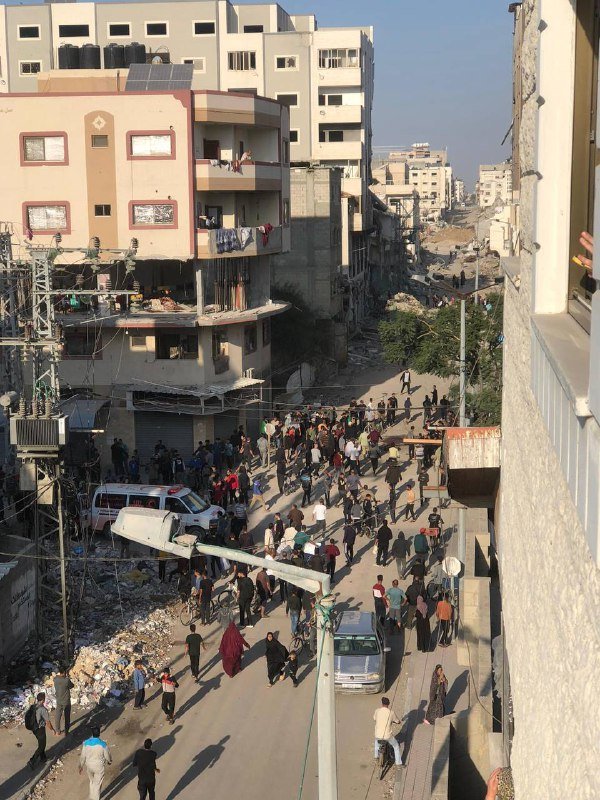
134, 412, 194, 462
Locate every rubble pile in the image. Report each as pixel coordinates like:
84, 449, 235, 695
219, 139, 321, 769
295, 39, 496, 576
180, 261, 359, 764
0, 544, 178, 728
385, 292, 426, 314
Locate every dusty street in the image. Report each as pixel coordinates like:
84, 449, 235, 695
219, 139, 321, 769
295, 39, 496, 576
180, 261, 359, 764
1, 363, 452, 800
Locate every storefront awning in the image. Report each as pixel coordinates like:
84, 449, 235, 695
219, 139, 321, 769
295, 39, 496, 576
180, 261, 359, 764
59, 398, 110, 432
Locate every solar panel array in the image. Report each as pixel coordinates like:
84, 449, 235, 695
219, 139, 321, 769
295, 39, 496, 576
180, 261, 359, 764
125, 63, 194, 92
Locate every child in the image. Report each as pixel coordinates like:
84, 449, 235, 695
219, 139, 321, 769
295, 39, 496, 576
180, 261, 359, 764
287, 652, 299, 687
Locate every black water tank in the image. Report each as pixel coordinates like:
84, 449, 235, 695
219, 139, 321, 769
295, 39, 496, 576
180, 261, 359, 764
103, 43, 125, 69
58, 43, 80, 70
124, 42, 146, 66
80, 43, 101, 69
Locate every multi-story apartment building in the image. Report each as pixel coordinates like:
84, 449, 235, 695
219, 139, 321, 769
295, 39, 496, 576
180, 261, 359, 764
453, 177, 465, 205
370, 176, 421, 265
478, 162, 512, 207
0, 70, 290, 463
497, 0, 600, 797
0, 0, 374, 327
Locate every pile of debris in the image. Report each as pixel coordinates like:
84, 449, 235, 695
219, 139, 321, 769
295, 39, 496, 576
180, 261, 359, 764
0, 543, 178, 728
385, 292, 426, 314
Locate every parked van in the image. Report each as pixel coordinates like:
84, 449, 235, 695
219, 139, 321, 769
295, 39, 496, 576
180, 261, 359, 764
90, 483, 224, 535
334, 611, 386, 694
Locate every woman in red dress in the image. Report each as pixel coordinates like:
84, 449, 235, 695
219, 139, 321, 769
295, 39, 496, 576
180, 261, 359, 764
219, 622, 250, 677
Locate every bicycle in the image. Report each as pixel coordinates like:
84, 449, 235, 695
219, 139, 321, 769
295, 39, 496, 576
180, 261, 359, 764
179, 585, 236, 626
290, 619, 314, 655
376, 739, 394, 780
283, 474, 298, 495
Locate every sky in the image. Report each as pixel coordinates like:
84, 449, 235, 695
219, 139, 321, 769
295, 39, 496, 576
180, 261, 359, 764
6, 0, 513, 186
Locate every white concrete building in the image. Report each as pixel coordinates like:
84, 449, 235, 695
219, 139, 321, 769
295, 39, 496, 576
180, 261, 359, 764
453, 177, 465, 205
499, 1, 600, 797
478, 163, 512, 208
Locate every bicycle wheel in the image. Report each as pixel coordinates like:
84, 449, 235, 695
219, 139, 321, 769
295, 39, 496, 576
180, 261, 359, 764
217, 588, 236, 610
426, 581, 439, 601
377, 742, 388, 780
179, 603, 194, 626
290, 636, 304, 655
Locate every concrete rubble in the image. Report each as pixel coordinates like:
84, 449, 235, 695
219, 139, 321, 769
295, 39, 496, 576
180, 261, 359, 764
0, 540, 177, 728
385, 292, 426, 314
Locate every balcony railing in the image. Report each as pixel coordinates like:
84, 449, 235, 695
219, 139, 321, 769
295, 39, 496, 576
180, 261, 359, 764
194, 160, 282, 192
196, 225, 283, 258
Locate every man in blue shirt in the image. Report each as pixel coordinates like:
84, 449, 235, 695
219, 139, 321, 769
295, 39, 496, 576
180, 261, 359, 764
132, 661, 147, 709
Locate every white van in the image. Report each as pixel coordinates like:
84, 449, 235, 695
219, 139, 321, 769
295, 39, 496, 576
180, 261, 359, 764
90, 483, 224, 536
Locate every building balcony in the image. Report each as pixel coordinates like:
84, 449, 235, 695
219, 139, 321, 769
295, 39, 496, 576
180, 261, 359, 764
193, 91, 282, 128
195, 160, 283, 192
317, 68, 362, 88
315, 140, 363, 161
196, 225, 283, 258
317, 105, 363, 124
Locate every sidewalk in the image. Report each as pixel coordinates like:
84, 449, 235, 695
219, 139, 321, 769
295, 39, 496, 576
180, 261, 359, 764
395, 514, 469, 800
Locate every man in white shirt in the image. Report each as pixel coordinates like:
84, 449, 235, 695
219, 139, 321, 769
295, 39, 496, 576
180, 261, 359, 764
373, 697, 403, 766
312, 498, 327, 537
344, 439, 354, 466
264, 523, 275, 553
366, 400, 376, 423
282, 525, 297, 547
310, 444, 321, 475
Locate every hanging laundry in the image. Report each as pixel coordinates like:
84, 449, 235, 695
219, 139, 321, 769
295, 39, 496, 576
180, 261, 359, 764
215, 228, 241, 254
209, 159, 220, 167
257, 223, 274, 246
239, 227, 253, 249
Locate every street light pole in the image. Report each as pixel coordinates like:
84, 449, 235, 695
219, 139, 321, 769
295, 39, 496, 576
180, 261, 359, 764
458, 295, 467, 563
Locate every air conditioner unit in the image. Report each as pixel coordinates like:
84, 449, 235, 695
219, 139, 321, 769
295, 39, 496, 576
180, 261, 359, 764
243, 368, 255, 379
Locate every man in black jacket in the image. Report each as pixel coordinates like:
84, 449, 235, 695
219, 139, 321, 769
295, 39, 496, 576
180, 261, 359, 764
405, 576, 425, 629
391, 531, 410, 578
375, 519, 393, 566
237, 571, 255, 628
132, 739, 159, 800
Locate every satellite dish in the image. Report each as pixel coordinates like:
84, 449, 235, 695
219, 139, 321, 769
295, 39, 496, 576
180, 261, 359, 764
151, 55, 163, 64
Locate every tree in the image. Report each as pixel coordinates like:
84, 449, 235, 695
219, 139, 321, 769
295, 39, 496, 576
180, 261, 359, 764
379, 293, 504, 424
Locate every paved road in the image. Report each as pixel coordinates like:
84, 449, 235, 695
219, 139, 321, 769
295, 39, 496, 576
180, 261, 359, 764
6, 369, 449, 800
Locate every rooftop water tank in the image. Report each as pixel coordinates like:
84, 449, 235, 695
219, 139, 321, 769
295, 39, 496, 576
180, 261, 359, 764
58, 43, 80, 70
103, 43, 125, 69
80, 43, 101, 69
124, 42, 146, 67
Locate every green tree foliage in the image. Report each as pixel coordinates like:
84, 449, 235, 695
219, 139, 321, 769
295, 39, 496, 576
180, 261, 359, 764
379, 293, 504, 424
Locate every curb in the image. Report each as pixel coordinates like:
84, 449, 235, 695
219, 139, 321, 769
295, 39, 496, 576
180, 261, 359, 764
18, 756, 57, 800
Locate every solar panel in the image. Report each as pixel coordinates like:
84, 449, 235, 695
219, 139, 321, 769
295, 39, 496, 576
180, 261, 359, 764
125, 63, 194, 92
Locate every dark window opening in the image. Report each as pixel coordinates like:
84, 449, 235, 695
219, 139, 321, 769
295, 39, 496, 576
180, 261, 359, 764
94, 204, 111, 217
92, 135, 108, 148
328, 130, 344, 142
108, 23, 130, 36
65, 331, 98, 357
156, 333, 198, 360
262, 319, 271, 346
244, 324, 257, 354
289, 130, 298, 143
18, 26, 40, 39
243, 24, 264, 33
194, 21, 215, 34
146, 22, 168, 36
277, 93, 298, 107
58, 24, 90, 37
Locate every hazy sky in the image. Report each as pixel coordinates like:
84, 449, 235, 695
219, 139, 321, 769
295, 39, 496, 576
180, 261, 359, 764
7, 0, 513, 185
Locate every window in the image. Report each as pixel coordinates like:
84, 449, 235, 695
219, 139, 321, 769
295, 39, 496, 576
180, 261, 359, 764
165, 497, 189, 514
283, 199, 290, 225
320, 130, 344, 143
58, 24, 90, 37
22, 135, 66, 163
129, 334, 146, 350
25, 203, 68, 232
108, 23, 130, 37
243, 24, 263, 33
64, 331, 97, 357
194, 21, 215, 35
282, 139, 290, 164
92, 135, 108, 148
18, 25, 40, 40
212, 330, 229, 373
321, 94, 343, 106
275, 55, 297, 70
20, 61, 41, 75
289, 130, 298, 143
145, 22, 168, 37
94, 204, 111, 217
228, 51, 256, 71
262, 319, 271, 346
276, 93, 298, 107
129, 133, 173, 158
129, 495, 160, 509
94, 493, 126, 510
244, 324, 257, 354
182, 57, 206, 72
318, 48, 359, 69
156, 333, 198, 360
131, 203, 176, 227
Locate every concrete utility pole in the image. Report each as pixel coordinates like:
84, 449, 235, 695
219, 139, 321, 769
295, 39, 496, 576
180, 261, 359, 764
458, 295, 467, 564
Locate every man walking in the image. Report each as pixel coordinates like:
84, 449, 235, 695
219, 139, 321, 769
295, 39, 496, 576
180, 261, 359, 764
199, 570, 214, 625
312, 497, 327, 537
324, 539, 340, 584
160, 667, 179, 725
418, 467, 429, 505
288, 588, 302, 635
26, 693, 57, 770
372, 575, 388, 628
373, 697, 403, 767
237, 569, 255, 628
436, 592, 454, 647
132, 739, 159, 800
79, 726, 112, 800
53, 665, 73, 736
385, 580, 406, 633
404, 484, 417, 521
132, 661, 147, 709
375, 518, 393, 566
185, 624, 206, 682
405, 576, 425, 629
343, 522, 357, 565
400, 367, 411, 394
300, 470, 313, 508
391, 531, 410, 578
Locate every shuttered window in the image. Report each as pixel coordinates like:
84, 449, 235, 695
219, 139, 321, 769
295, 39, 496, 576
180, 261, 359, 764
23, 135, 65, 162
26, 204, 67, 230
130, 134, 172, 157
132, 204, 175, 226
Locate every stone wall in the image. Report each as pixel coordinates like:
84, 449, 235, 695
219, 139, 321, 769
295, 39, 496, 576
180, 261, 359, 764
499, 2, 600, 797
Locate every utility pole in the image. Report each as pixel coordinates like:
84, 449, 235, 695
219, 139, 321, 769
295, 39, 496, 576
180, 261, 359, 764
1, 232, 139, 661
458, 295, 466, 564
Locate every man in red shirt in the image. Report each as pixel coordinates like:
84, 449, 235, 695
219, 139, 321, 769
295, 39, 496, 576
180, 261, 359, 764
324, 539, 340, 583
372, 575, 388, 627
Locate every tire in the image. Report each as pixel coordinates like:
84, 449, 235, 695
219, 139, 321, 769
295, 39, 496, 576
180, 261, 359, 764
290, 636, 304, 655
217, 588, 235, 610
179, 604, 194, 626
186, 526, 204, 540
102, 522, 112, 536
426, 581, 439, 601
